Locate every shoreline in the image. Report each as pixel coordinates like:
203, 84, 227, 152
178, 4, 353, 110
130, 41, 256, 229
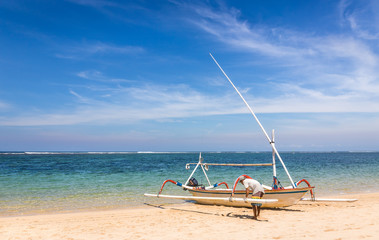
1, 192, 378, 239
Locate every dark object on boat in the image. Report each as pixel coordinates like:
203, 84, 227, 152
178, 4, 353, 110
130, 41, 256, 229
188, 177, 198, 187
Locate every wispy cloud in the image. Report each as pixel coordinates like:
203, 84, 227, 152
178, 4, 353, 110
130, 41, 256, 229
1, 75, 378, 127
0, 100, 11, 111
69, 90, 94, 104
55, 41, 145, 59
179, 1, 379, 113
186, 4, 296, 58
339, 0, 379, 40
79, 42, 144, 55
67, 0, 119, 8
0, 82, 246, 126
67, 0, 153, 25
77, 70, 133, 83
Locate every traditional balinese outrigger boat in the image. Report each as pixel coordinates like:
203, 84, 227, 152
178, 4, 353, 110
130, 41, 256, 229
144, 54, 357, 207
145, 152, 314, 208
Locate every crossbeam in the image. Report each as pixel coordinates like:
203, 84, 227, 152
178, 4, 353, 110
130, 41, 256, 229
206, 163, 273, 166
186, 163, 273, 168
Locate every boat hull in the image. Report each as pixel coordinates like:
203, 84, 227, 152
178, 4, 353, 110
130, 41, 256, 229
188, 187, 312, 208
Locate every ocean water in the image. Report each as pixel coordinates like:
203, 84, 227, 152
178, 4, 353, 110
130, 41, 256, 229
1, 152, 378, 216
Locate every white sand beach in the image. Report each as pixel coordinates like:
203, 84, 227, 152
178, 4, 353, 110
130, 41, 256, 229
0, 192, 378, 240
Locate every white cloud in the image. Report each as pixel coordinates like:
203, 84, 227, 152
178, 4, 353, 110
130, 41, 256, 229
0, 100, 11, 111
1, 76, 378, 127
339, 0, 379, 40
79, 42, 145, 55
0, 82, 247, 126
76, 70, 132, 83
183, 1, 379, 114
187, 5, 296, 58
69, 90, 94, 104
77, 70, 102, 80
55, 41, 145, 59
68, 0, 119, 8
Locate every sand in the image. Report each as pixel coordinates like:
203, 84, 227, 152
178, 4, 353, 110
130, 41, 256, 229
0, 193, 378, 240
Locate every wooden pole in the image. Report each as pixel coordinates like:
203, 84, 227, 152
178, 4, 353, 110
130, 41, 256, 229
186, 163, 273, 167
205, 163, 273, 166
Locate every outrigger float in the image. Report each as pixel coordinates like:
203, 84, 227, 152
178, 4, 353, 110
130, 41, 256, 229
144, 54, 357, 208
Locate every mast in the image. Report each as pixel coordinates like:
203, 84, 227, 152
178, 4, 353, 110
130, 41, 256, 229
272, 129, 277, 178
209, 53, 296, 188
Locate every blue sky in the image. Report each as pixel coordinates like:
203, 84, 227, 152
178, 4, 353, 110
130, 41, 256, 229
1, 0, 379, 151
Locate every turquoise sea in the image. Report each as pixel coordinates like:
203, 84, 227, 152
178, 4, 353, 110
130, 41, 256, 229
1, 152, 379, 216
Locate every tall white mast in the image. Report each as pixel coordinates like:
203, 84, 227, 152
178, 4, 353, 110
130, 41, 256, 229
272, 129, 277, 179
209, 53, 296, 188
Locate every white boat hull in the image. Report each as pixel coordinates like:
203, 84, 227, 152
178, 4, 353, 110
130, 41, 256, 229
144, 193, 278, 204
188, 187, 312, 208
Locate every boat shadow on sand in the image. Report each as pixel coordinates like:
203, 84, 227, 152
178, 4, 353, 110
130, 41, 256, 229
144, 203, 302, 221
